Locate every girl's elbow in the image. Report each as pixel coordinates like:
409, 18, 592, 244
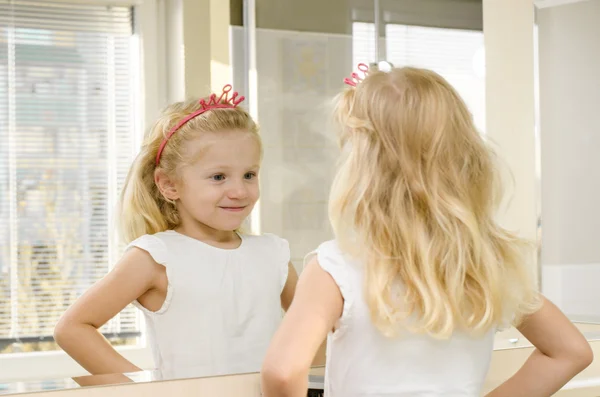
556, 338, 595, 374
53, 316, 84, 348
53, 318, 71, 348
261, 357, 303, 395
571, 340, 594, 372
261, 362, 292, 393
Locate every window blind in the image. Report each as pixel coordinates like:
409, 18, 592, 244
0, 0, 141, 354
351, 22, 485, 134
352, 22, 376, 68
385, 24, 486, 134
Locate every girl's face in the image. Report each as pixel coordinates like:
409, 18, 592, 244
168, 130, 261, 233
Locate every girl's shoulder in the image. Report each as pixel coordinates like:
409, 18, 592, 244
126, 233, 170, 266
309, 239, 359, 283
311, 239, 347, 265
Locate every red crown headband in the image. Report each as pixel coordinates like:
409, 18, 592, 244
344, 63, 369, 87
155, 84, 245, 165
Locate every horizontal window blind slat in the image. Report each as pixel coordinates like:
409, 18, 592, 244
0, 23, 132, 35
0, 0, 133, 13
1, 9, 132, 21
0, 18, 132, 30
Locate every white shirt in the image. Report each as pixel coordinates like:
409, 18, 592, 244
312, 240, 495, 397
127, 230, 289, 380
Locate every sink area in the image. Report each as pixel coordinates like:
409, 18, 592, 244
494, 321, 600, 350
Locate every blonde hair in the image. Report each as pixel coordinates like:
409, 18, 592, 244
330, 66, 540, 338
118, 98, 260, 244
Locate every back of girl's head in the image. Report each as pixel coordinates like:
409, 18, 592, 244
330, 66, 540, 338
118, 97, 259, 244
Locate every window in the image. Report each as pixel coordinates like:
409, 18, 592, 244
0, 1, 142, 354
352, 22, 376, 68
352, 22, 486, 134
385, 24, 485, 134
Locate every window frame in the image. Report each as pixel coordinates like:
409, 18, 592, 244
0, 0, 166, 381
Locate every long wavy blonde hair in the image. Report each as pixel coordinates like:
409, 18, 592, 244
118, 98, 260, 244
330, 66, 540, 338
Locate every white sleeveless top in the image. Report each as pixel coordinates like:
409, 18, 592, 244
127, 231, 289, 380
312, 240, 495, 397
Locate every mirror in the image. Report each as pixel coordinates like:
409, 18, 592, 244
0, 0, 367, 390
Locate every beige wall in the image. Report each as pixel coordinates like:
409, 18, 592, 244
163, 0, 231, 101
483, 0, 538, 276
538, 0, 600, 266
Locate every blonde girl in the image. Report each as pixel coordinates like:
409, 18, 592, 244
55, 85, 298, 379
261, 65, 592, 396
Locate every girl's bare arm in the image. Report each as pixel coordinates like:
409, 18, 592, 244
54, 248, 164, 374
486, 297, 593, 397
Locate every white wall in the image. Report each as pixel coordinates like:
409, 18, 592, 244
538, 0, 600, 319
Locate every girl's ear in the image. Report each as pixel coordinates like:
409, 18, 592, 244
154, 169, 180, 201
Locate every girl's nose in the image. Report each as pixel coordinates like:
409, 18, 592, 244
227, 180, 249, 199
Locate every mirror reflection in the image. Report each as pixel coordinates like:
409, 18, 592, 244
1, 0, 599, 395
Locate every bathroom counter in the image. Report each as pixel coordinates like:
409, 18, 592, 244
8, 323, 600, 397
11, 341, 600, 397
494, 321, 600, 350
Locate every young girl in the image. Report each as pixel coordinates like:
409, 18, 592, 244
54, 85, 298, 380
261, 65, 593, 396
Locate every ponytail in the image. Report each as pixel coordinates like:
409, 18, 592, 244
117, 143, 179, 244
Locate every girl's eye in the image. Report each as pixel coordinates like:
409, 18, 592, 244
212, 174, 225, 181
244, 172, 257, 180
